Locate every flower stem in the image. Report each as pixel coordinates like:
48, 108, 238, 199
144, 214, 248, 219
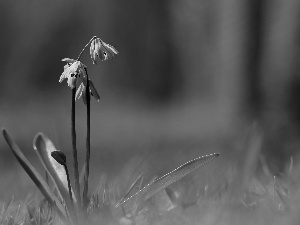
64, 164, 74, 207
71, 88, 81, 206
64, 164, 79, 225
83, 72, 91, 208
77, 36, 97, 61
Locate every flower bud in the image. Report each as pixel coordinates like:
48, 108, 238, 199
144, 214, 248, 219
51, 150, 66, 166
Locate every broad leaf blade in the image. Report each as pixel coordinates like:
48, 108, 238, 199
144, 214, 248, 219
33, 133, 76, 211
117, 153, 220, 207
2, 129, 68, 221
144, 153, 220, 200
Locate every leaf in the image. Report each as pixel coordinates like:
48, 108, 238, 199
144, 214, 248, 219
116, 173, 144, 208
119, 175, 158, 217
33, 133, 76, 213
117, 153, 220, 207
145, 153, 220, 200
2, 129, 68, 221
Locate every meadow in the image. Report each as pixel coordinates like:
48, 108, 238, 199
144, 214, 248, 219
1, 98, 300, 225
1, 1, 300, 224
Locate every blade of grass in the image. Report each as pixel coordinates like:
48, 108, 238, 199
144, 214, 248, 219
119, 174, 145, 216
131, 174, 144, 215
119, 175, 158, 217
2, 195, 14, 217
116, 173, 144, 208
2, 128, 68, 222
117, 153, 220, 206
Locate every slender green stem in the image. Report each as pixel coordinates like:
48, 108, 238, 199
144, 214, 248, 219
71, 88, 81, 206
64, 164, 79, 225
77, 36, 97, 61
64, 164, 74, 207
83, 71, 91, 208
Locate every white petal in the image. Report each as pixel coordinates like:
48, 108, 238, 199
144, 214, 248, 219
75, 83, 84, 101
62, 58, 76, 63
103, 42, 119, 55
89, 80, 100, 102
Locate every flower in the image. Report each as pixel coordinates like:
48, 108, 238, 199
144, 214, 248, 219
90, 38, 119, 64
75, 79, 100, 105
59, 59, 87, 89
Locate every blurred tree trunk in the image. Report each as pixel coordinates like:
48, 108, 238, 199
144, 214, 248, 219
260, 0, 300, 118
168, 0, 252, 137
259, 0, 300, 172
171, 0, 218, 101
214, 0, 248, 119
244, 0, 266, 118
109, 0, 182, 103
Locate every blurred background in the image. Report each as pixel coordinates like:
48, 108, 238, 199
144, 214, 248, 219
1, 0, 300, 202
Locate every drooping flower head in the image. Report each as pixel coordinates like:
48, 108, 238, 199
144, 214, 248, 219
59, 37, 117, 103
90, 38, 119, 64
59, 58, 87, 89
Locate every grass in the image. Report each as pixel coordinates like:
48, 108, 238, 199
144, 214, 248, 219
1, 123, 300, 225
1, 99, 298, 225
0, 152, 299, 225
0, 102, 300, 225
